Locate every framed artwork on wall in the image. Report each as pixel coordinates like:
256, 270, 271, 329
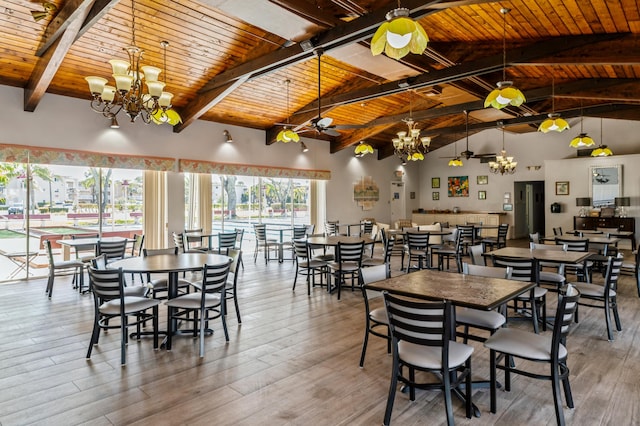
478, 190, 486, 200
432, 192, 439, 200
503, 203, 513, 211
432, 177, 440, 188
477, 175, 488, 185
555, 181, 570, 196
448, 176, 469, 197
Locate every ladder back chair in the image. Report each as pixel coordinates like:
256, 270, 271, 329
87, 266, 160, 365
382, 293, 473, 426
358, 264, 390, 367
572, 256, 623, 341
484, 285, 580, 426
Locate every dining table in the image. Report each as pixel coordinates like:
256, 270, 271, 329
109, 252, 232, 344
484, 246, 594, 265
366, 268, 536, 417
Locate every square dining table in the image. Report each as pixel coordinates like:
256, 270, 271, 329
365, 268, 535, 418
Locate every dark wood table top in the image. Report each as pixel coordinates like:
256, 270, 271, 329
365, 269, 535, 311
109, 252, 231, 274
485, 247, 593, 264
306, 235, 374, 246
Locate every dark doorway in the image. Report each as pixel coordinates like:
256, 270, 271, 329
513, 181, 545, 239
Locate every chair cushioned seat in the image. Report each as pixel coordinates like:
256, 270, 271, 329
150, 278, 193, 291
99, 296, 160, 315
572, 282, 616, 297
484, 327, 567, 361
327, 262, 359, 272
516, 286, 547, 300
54, 259, 84, 269
539, 270, 566, 283
456, 307, 506, 329
299, 259, 327, 269
398, 340, 474, 370
165, 292, 221, 309
369, 306, 388, 324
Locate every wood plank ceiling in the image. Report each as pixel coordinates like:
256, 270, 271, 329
2, 0, 640, 160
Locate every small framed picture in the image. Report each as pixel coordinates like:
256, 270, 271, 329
478, 190, 486, 200
555, 181, 570, 196
503, 203, 513, 211
432, 192, 439, 201
477, 175, 488, 185
432, 177, 440, 188
410, 191, 415, 199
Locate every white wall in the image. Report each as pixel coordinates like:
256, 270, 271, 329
0, 85, 401, 228
416, 120, 640, 236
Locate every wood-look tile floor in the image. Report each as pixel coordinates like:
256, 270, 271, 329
0, 243, 638, 425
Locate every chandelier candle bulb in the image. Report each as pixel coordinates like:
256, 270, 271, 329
146, 81, 165, 98
141, 65, 161, 82
109, 59, 130, 75
85, 76, 108, 95
102, 86, 116, 102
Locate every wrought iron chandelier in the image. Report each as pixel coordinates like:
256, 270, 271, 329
392, 93, 430, 161
489, 127, 517, 174
84, 0, 181, 126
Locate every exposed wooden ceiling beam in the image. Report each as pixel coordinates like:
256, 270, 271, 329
176, 0, 447, 133
25, 1, 95, 112
305, 34, 623, 114
75, 0, 122, 43
372, 103, 640, 160
35, 0, 95, 57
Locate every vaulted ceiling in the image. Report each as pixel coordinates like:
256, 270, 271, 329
3, 0, 640, 160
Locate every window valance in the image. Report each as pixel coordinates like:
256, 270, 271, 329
0, 143, 175, 171
0, 143, 331, 180
179, 159, 331, 180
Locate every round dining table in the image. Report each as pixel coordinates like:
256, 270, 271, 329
109, 252, 231, 299
109, 252, 232, 343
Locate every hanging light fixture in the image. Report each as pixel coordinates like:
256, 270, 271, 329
392, 92, 430, 161
276, 79, 301, 143
538, 76, 570, 133
448, 145, 463, 167
84, 0, 181, 126
489, 126, 517, 174
354, 141, 374, 157
370, 1, 429, 60
591, 118, 613, 157
484, 8, 526, 110
569, 109, 595, 148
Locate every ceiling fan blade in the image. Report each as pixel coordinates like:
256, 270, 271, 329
472, 153, 497, 158
322, 128, 341, 137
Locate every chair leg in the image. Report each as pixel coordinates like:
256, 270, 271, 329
561, 362, 575, 408
86, 315, 101, 359
551, 362, 566, 426
604, 297, 614, 341
120, 316, 127, 366
383, 356, 399, 426
46, 271, 54, 298
489, 349, 497, 413
612, 296, 622, 332
359, 324, 370, 368
199, 309, 206, 357
465, 359, 473, 419
442, 368, 454, 426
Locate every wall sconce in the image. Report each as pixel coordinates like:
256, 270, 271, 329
300, 141, 309, 153
526, 165, 541, 171
223, 130, 233, 143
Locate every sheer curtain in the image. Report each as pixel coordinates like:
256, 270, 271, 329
143, 170, 168, 249
186, 173, 212, 233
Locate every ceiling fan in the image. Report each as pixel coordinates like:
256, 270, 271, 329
446, 111, 496, 160
293, 49, 341, 137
